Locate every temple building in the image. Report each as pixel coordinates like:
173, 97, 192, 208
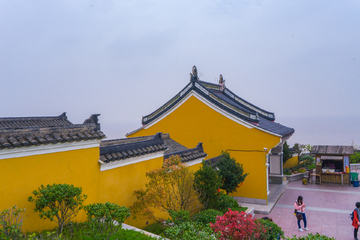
127, 66, 294, 205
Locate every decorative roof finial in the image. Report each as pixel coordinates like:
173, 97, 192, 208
190, 65, 198, 82
219, 74, 225, 91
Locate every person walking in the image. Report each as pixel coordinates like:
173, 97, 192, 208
294, 195, 308, 232
352, 202, 360, 240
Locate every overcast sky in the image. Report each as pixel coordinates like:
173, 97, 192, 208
1, 0, 359, 147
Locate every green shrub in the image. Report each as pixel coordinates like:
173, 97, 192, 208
168, 210, 190, 225
143, 221, 169, 236
283, 168, 292, 175
307, 164, 316, 170
256, 218, 284, 240
192, 209, 223, 225
229, 206, 248, 213
164, 221, 217, 240
0, 206, 27, 240
351, 152, 360, 163
217, 193, 239, 213
286, 232, 336, 239
84, 202, 130, 238
300, 155, 315, 164
28, 183, 87, 234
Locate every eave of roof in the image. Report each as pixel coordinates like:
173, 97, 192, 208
0, 113, 106, 150
312, 145, 354, 155
164, 142, 207, 163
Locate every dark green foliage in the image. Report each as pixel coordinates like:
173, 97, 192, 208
164, 221, 217, 240
286, 233, 336, 239
256, 218, 284, 240
300, 155, 315, 165
216, 152, 249, 195
27, 221, 157, 239
282, 141, 292, 165
351, 152, 360, 163
194, 160, 222, 209
217, 193, 240, 213
307, 164, 316, 170
168, 210, 190, 225
192, 209, 223, 225
28, 183, 87, 234
84, 202, 131, 239
283, 168, 292, 175
143, 221, 169, 236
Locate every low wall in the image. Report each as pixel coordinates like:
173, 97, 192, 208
284, 172, 305, 182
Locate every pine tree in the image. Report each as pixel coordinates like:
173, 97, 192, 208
282, 141, 292, 165
216, 152, 249, 195
194, 160, 222, 209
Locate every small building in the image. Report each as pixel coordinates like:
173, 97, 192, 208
312, 145, 354, 185
127, 66, 294, 205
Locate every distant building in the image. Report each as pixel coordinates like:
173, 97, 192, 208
127, 66, 294, 205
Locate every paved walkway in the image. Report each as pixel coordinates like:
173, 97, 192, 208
254, 180, 360, 239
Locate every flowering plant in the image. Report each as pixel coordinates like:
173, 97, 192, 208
210, 209, 264, 240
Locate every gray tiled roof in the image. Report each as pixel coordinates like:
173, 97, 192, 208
164, 142, 207, 163
100, 133, 207, 164
312, 145, 354, 155
100, 133, 168, 163
0, 113, 105, 150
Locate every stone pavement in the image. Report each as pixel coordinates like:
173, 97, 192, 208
253, 180, 360, 239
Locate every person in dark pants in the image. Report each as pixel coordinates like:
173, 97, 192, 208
294, 195, 308, 231
352, 202, 360, 240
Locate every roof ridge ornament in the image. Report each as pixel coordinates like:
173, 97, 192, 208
190, 65, 198, 82
219, 74, 225, 91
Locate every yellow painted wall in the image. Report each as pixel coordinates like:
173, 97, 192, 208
128, 95, 281, 201
284, 156, 298, 169
0, 147, 164, 232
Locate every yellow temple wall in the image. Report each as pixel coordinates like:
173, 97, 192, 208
0, 146, 164, 232
128, 95, 282, 201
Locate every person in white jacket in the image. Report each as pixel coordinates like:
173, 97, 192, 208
294, 195, 309, 232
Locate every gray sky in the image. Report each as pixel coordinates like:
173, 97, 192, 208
1, 0, 359, 147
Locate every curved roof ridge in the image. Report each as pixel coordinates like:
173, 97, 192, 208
141, 81, 258, 125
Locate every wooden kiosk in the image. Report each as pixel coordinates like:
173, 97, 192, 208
312, 145, 354, 185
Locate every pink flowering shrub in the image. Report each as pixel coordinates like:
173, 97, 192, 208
210, 209, 265, 240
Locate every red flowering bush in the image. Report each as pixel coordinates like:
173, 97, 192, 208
210, 209, 264, 240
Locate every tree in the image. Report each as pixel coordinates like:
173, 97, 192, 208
215, 152, 249, 195
282, 141, 292, 166
303, 144, 314, 156
0, 206, 27, 240
131, 155, 202, 221
293, 143, 304, 170
193, 160, 222, 209
28, 183, 87, 234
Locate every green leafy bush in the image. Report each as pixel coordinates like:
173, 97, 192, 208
283, 168, 292, 175
307, 164, 316, 170
164, 221, 217, 240
0, 205, 27, 240
27, 221, 158, 239
192, 209, 223, 225
84, 202, 130, 238
217, 193, 239, 213
255, 218, 284, 240
28, 183, 87, 234
168, 210, 190, 225
143, 221, 169, 236
351, 152, 360, 163
286, 233, 336, 240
